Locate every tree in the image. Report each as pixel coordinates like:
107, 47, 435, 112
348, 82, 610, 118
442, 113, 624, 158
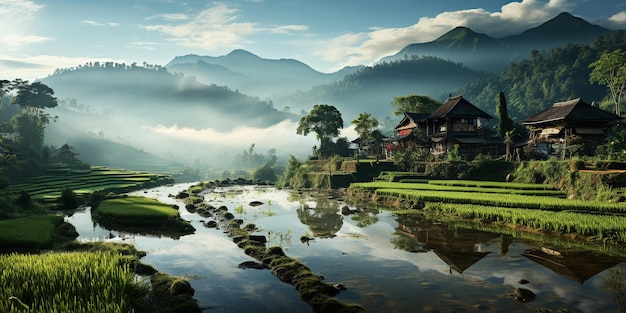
13, 81, 58, 116
351, 112, 379, 142
297, 104, 343, 144
390, 95, 442, 115
496, 91, 515, 138
589, 49, 626, 116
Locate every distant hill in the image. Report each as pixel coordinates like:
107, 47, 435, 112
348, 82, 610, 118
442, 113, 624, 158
166, 50, 361, 98
275, 56, 493, 119
42, 65, 297, 131
380, 12, 615, 72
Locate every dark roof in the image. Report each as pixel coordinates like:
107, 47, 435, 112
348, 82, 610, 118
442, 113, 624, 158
522, 98, 622, 125
394, 112, 430, 130
350, 129, 388, 143
428, 95, 493, 120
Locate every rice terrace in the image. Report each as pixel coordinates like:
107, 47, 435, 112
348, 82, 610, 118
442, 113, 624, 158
3, 3, 626, 313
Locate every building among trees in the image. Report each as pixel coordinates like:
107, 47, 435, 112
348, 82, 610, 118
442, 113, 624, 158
521, 98, 622, 158
388, 95, 504, 159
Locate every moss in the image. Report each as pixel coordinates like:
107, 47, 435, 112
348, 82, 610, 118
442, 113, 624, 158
150, 272, 201, 313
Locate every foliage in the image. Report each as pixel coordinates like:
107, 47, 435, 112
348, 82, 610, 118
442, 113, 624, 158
496, 91, 515, 138
280, 155, 308, 188
351, 112, 379, 143
297, 104, 343, 142
589, 48, 626, 116
252, 161, 277, 182
233, 143, 277, 170
58, 187, 80, 210
390, 94, 442, 115
0, 251, 141, 313
456, 31, 626, 121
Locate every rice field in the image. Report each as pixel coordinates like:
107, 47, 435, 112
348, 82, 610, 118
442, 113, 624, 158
6, 166, 174, 202
426, 202, 626, 240
0, 215, 63, 249
96, 196, 180, 221
350, 181, 564, 196
0, 252, 139, 313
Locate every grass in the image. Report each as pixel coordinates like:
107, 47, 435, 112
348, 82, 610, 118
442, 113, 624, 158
350, 181, 564, 196
373, 188, 626, 213
426, 202, 626, 240
0, 215, 65, 249
97, 196, 179, 221
0, 251, 141, 313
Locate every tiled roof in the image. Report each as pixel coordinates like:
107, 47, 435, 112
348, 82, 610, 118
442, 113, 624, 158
521, 98, 622, 125
428, 95, 493, 120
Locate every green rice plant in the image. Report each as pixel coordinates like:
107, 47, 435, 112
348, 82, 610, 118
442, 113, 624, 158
373, 188, 626, 213
426, 202, 626, 241
427, 179, 556, 190
350, 181, 563, 196
0, 215, 63, 249
0, 252, 140, 313
97, 196, 179, 221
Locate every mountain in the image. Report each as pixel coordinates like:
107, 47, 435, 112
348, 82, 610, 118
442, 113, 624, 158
275, 56, 493, 119
380, 12, 614, 73
42, 65, 297, 131
166, 50, 359, 98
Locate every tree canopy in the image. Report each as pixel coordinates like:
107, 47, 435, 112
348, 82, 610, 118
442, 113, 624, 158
351, 112, 379, 142
589, 48, 626, 116
390, 95, 442, 115
296, 104, 343, 142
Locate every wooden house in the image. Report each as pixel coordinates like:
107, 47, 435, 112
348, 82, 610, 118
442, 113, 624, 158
521, 98, 621, 157
50, 143, 79, 164
388, 95, 504, 158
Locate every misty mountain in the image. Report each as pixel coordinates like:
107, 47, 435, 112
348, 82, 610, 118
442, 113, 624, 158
275, 56, 493, 119
42, 65, 297, 131
166, 50, 362, 98
381, 12, 615, 73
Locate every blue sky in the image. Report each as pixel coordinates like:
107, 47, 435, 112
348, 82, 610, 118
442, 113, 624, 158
2, 0, 626, 81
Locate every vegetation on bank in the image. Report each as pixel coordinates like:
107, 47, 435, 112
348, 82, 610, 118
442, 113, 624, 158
0, 214, 77, 250
0, 251, 140, 313
92, 196, 195, 238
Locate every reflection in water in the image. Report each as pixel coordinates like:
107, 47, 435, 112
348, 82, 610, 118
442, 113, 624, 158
65, 185, 626, 313
296, 195, 343, 238
522, 248, 625, 284
394, 214, 497, 274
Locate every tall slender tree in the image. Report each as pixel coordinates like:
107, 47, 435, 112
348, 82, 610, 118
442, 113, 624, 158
496, 91, 515, 138
589, 49, 626, 116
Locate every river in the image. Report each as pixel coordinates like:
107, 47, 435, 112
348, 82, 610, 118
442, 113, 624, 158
65, 183, 626, 313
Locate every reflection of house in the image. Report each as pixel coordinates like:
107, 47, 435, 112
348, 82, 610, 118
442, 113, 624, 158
397, 216, 497, 274
50, 143, 79, 164
521, 98, 622, 157
388, 95, 504, 159
522, 247, 624, 284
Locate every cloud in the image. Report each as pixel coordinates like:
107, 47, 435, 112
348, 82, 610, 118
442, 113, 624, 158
0, 54, 125, 81
81, 20, 120, 27
315, 0, 574, 69
141, 3, 306, 51
145, 13, 189, 21
605, 11, 626, 28
0, 0, 50, 48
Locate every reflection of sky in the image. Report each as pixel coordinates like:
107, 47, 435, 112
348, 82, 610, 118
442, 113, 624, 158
67, 184, 625, 313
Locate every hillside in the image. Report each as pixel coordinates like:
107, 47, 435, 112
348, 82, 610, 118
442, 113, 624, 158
380, 12, 614, 73
42, 65, 297, 131
166, 50, 360, 98
276, 56, 493, 119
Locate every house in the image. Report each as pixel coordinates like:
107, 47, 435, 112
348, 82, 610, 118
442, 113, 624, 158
521, 98, 621, 157
389, 95, 504, 158
350, 129, 388, 157
49, 143, 80, 164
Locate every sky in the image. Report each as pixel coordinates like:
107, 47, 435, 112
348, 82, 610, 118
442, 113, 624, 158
2, 0, 626, 81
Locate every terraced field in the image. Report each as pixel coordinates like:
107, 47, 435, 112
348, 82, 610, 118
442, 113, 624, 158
7, 165, 174, 202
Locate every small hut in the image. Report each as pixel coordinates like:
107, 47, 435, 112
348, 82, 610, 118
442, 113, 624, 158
50, 143, 79, 164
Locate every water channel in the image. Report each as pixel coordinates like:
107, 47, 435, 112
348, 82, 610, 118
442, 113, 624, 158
65, 183, 626, 313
